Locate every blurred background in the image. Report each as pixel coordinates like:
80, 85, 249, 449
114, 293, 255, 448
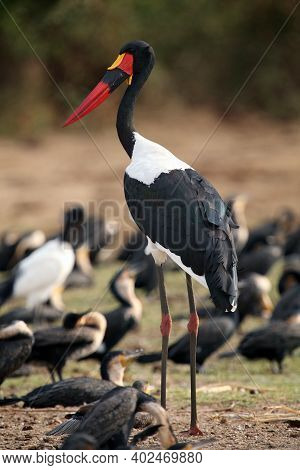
0, 0, 299, 230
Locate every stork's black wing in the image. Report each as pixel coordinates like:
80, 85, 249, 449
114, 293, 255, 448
124, 168, 238, 311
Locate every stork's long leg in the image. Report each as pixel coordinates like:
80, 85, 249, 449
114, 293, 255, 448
157, 265, 172, 409
186, 274, 203, 435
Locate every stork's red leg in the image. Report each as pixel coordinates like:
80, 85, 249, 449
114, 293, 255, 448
157, 265, 172, 409
186, 274, 203, 435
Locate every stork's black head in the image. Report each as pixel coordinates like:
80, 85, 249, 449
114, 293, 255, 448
64, 40, 154, 126
119, 40, 155, 76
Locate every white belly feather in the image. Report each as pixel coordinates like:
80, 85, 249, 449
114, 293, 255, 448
146, 237, 208, 288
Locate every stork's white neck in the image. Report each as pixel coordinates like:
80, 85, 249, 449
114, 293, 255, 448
125, 132, 191, 186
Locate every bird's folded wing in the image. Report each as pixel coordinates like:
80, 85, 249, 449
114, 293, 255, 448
0, 342, 24, 370
125, 168, 237, 272
47, 417, 82, 436
79, 388, 138, 446
46, 400, 98, 435
34, 328, 91, 347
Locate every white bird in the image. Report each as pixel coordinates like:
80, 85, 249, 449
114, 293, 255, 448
0, 208, 85, 310
0, 239, 74, 310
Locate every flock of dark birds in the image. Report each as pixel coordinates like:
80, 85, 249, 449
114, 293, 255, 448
0, 200, 299, 449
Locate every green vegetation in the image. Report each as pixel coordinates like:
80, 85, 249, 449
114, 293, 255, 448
0, 1, 300, 136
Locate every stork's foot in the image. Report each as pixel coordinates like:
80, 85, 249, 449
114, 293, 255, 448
189, 424, 204, 436
181, 425, 204, 436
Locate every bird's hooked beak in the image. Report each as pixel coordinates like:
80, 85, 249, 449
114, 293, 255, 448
120, 349, 143, 366
64, 52, 134, 127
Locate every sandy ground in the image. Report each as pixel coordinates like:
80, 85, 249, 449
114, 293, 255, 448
0, 107, 299, 232
0, 404, 299, 450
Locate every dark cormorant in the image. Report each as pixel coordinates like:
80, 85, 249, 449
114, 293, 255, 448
59, 386, 176, 450
0, 321, 33, 385
238, 210, 299, 276
0, 301, 62, 326
0, 350, 141, 407
243, 209, 296, 253
238, 245, 282, 276
28, 311, 107, 381
47, 380, 152, 437
219, 322, 300, 373
271, 284, 300, 323
284, 227, 300, 257
278, 255, 300, 294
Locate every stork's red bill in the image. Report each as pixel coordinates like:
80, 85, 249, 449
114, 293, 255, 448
64, 53, 133, 127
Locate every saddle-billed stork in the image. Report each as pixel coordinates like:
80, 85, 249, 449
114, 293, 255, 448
64, 40, 238, 434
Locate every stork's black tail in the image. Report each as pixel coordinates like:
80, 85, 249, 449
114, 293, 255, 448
137, 352, 162, 363
0, 278, 14, 306
204, 232, 238, 313
0, 396, 22, 406
218, 350, 237, 359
